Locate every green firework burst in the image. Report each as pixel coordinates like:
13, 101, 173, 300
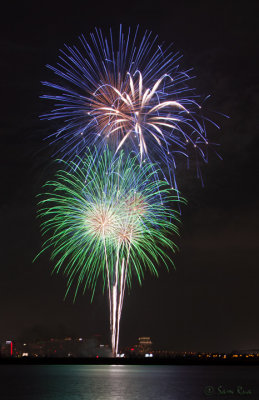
36, 149, 185, 301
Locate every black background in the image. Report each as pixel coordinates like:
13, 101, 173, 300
0, 0, 258, 352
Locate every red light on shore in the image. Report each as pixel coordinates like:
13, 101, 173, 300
10, 341, 13, 356
96, 355, 99, 358
130, 348, 134, 351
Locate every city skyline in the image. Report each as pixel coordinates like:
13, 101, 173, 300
2, 335, 259, 360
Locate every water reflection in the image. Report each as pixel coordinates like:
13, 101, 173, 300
0, 365, 258, 400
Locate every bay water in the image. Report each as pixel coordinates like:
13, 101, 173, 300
0, 364, 258, 399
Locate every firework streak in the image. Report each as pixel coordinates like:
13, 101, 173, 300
41, 26, 219, 190
36, 149, 184, 355
38, 26, 221, 355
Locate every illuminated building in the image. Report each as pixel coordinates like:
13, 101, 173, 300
0, 340, 14, 357
135, 337, 153, 355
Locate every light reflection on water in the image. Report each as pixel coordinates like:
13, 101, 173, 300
0, 364, 258, 400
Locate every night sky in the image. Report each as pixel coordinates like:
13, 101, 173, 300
1, 1, 258, 352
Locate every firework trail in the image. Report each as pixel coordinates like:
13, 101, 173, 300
36, 149, 184, 356
41, 26, 219, 190
38, 26, 223, 355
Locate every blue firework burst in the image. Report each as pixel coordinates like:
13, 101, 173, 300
41, 25, 220, 190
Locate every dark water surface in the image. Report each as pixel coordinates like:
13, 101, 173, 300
0, 365, 258, 399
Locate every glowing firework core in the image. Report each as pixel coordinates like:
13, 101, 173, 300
86, 204, 118, 239
91, 71, 187, 160
85, 192, 148, 246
